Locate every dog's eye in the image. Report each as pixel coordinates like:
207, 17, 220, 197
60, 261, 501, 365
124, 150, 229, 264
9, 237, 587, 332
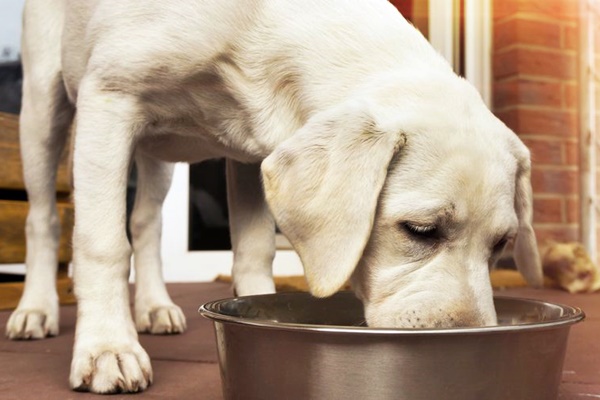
493, 237, 508, 253
402, 222, 438, 239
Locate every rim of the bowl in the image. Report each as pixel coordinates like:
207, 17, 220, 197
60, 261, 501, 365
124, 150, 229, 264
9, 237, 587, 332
198, 293, 585, 335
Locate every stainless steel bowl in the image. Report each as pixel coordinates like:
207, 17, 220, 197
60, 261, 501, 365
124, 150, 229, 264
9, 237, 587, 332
200, 292, 584, 400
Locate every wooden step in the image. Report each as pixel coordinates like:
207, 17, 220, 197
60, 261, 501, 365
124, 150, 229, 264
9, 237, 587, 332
0, 112, 72, 193
0, 199, 73, 264
0, 111, 76, 310
0, 266, 76, 310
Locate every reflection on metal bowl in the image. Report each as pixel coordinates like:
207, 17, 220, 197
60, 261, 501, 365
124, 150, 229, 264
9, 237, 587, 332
200, 291, 584, 400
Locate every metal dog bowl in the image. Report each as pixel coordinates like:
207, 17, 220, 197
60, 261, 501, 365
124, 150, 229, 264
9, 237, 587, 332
200, 292, 584, 400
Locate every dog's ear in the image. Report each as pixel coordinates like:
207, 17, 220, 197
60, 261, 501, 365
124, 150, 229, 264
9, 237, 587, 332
512, 152, 544, 287
261, 102, 405, 297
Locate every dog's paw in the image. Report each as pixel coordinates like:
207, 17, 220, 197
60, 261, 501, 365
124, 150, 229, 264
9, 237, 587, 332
70, 343, 152, 393
135, 304, 187, 335
6, 308, 59, 340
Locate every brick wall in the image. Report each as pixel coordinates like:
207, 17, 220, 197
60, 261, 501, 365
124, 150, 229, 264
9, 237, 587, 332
493, 0, 580, 246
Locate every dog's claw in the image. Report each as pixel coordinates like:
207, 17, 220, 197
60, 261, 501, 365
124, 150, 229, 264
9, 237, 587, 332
135, 305, 187, 334
70, 347, 152, 393
6, 309, 59, 340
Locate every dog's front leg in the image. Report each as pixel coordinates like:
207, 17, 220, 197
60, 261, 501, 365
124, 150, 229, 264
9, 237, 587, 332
226, 160, 276, 295
131, 152, 186, 334
69, 88, 151, 393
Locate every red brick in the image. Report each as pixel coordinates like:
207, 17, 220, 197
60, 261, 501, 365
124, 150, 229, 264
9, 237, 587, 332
515, 0, 578, 20
495, 19, 561, 50
494, 0, 578, 21
533, 197, 563, 223
494, 109, 578, 138
565, 141, 579, 165
563, 24, 578, 50
534, 225, 579, 245
492, 81, 515, 109
521, 138, 564, 165
563, 83, 578, 109
494, 79, 562, 109
494, 49, 520, 78
494, 48, 576, 80
494, 109, 519, 132
531, 168, 579, 194
520, 109, 577, 136
494, 1, 519, 20
492, 0, 581, 247
494, 19, 517, 50
565, 197, 579, 223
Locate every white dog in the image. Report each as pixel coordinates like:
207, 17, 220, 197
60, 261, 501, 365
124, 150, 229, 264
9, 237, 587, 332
7, 0, 542, 394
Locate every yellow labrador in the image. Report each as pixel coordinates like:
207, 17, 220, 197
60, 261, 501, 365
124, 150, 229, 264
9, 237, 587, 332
8, 0, 542, 393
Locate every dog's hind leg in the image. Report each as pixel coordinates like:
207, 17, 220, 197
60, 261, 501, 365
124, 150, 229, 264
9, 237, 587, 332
131, 153, 186, 334
226, 160, 276, 296
6, 0, 73, 340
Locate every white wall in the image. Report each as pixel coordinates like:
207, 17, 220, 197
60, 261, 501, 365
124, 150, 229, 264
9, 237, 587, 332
0, 0, 25, 61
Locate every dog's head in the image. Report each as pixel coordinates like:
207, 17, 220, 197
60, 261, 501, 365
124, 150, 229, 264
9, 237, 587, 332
261, 75, 542, 328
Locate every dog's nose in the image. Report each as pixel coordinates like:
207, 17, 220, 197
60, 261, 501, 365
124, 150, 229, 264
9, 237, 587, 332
438, 311, 489, 328
436, 301, 497, 328
418, 300, 497, 328
364, 293, 498, 328
367, 306, 494, 328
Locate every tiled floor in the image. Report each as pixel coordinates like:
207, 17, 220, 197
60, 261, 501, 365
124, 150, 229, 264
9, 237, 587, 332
0, 282, 598, 399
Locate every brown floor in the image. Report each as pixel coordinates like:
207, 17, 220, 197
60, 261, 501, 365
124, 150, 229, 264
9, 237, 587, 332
0, 282, 598, 399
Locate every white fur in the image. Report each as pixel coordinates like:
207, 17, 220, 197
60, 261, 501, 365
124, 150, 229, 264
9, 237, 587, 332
8, 0, 541, 393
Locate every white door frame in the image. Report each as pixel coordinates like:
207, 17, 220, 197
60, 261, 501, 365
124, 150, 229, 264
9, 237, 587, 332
464, 0, 493, 106
157, 163, 304, 282
429, 0, 492, 104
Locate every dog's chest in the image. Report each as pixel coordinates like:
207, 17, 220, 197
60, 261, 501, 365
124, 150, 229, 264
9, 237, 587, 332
133, 53, 309, 163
